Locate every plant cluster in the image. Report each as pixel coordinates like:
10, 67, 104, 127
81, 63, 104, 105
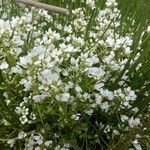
0, 0, 150, 149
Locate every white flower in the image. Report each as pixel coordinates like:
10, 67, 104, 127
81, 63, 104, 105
35, 147, 41, 150
65, 45, 78, 53
75, 85, 82, 93
55, 145, 61, 150
11, 66, 22, 74
22, 107, 29, 115
0, 19, 11, 30
133, 139, 142, 150
121, 115, 129, 122
30, 112, 36, 120
20, 115, 28, 124
86, 0, 95, 9
0, 19, 5, 29
0, 62, 9, 69
123, 101, 129, 107
18, 131, 27, 139
64, 25, 72, 33
73, 18, 87, 32
125, 36, 133, 46
38, 69, 59, 85
88, 67, 105, 78
19, 57, 30, 67
22, 14, 32, 24
34, 135, 43, 145
33, 95, 43, 102
60, 148, 69, 150
15, 106, 22, 114
101, 102, 109, 112
107, 91, 114, 100
99, 88, 114, 100
113, 129, 120, 135
147, 26, 150, 33
56, 93, 70, 102
86, 55, 99, 66
70, 57, 78, 66
71, 113, 81, 121
125, 88, 137, 101
135, 134, 141, 139
44, 141, 52, 147
62, 69, 69, 76
2, 119, 10, 126
5, 99, 10, 105
20, 77, 32, 91
7, 139, 15, 147
84, 109, 93, 115
106, 0, 118, 7
106, 37, 115, 47
124, 47, 131, 54
128, 117, 140, 128
94, 83, 105, 91
31, 46, 44, 56
3, 92, 9, 98
33, 93, 49, 102
95, 94, 102, 104
12, 35, 24, 46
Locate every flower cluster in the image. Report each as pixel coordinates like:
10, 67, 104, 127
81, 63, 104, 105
0, 0, 149, 149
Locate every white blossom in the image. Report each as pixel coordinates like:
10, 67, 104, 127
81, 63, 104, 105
34, 135, 43, 145
101, 102, 109, 112
128, 117, 140, 128
0, 62, 9, 69
7, 139, 15, 148
147, 26, 150, 33
56, 93, 70, 102
44, 141, 52, 147
88, 67, 105, 78
133, 139, 142, 150
121, 115, 129, 122
75, 85, 82, 93
18, 131, 27, 139
71, 113, 81, 121
84, 109, 94, 115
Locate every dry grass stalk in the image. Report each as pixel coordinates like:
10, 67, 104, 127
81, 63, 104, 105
16, 0, 69, 15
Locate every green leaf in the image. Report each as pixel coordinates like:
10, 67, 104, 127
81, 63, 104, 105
5, 52, 16, 67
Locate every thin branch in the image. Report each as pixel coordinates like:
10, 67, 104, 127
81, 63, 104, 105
15, 0, 69, 15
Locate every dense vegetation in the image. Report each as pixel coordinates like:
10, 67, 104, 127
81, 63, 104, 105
0, 0, 150, 149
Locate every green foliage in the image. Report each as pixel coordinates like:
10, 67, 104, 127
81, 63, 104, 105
0, 0, 149, 149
